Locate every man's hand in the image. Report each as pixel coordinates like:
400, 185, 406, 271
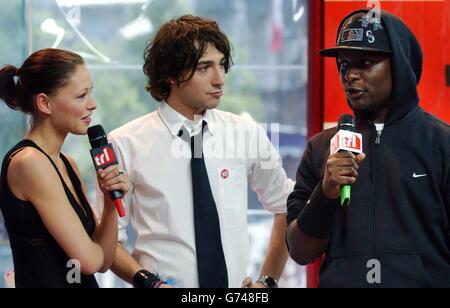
322, 152, 366, 199
241, 277, 266, 288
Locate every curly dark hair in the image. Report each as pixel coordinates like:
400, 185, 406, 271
143, 15, 233, 102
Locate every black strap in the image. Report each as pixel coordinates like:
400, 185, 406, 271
59, 154, 92, 218
9, 140, 65, 184
189, 122, 228, 288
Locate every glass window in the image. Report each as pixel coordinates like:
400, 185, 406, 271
0, 0, 27, 288
0, 0, 307, 288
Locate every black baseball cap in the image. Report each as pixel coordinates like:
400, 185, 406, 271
320, 10, 392, 57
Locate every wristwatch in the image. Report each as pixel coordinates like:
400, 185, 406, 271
257, 275, 278, 288
132, 269, 161, 288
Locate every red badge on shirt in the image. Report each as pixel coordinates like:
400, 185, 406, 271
221, 169, 229, 179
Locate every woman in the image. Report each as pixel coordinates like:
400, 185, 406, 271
0, 48, 128, 288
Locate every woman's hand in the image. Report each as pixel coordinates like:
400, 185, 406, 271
97, 165, 130, 199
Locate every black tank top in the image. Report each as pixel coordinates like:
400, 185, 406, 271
0, 140, 99, 288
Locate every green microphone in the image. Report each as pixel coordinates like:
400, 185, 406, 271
335, 114, 361, 207
340, 183, 351, 207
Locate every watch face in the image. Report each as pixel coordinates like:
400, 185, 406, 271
264, 276, 277, 288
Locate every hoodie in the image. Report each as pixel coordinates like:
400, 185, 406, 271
287, 9, 450, 288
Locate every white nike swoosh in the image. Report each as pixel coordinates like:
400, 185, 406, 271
413, 173, 427, 178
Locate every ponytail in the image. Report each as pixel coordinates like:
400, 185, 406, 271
0, 65, 23, 112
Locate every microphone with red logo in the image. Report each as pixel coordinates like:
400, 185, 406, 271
88, 125, 125, 217
329, 114, 363, 207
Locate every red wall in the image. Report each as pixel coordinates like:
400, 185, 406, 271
323, 0, 450, 125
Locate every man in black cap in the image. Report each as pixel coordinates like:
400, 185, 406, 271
286, 9, 450, 287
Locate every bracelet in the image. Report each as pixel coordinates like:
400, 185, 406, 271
152, 280, 164, 288
132, 269, 163, 288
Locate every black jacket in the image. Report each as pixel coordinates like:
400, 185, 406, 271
287, 10, 450, 288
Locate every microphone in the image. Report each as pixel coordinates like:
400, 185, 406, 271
330, 114, 363, 207
87, 125, 126, 217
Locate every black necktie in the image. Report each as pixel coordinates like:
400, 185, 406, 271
189, 122, 228, 288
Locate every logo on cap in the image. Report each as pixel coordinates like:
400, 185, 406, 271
341, 29, 364, 43
359, 13, 383, 30
366, 30, 375, 43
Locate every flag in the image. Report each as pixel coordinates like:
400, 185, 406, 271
270, 0, 284, 53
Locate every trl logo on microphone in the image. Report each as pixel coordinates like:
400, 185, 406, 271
94, 147, 114, 166
90, 144, 118, 170
330, 130, 363, 155
342, 135, 361, 150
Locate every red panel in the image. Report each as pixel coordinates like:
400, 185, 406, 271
307, 0, 325, 139
323, 0, 450, 124
306, 0, 450, 289
306, 0, 325, 288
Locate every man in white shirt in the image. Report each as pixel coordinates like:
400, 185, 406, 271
97, 15, 294, 288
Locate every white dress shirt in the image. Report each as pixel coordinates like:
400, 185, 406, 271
96, 103, 294, 287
